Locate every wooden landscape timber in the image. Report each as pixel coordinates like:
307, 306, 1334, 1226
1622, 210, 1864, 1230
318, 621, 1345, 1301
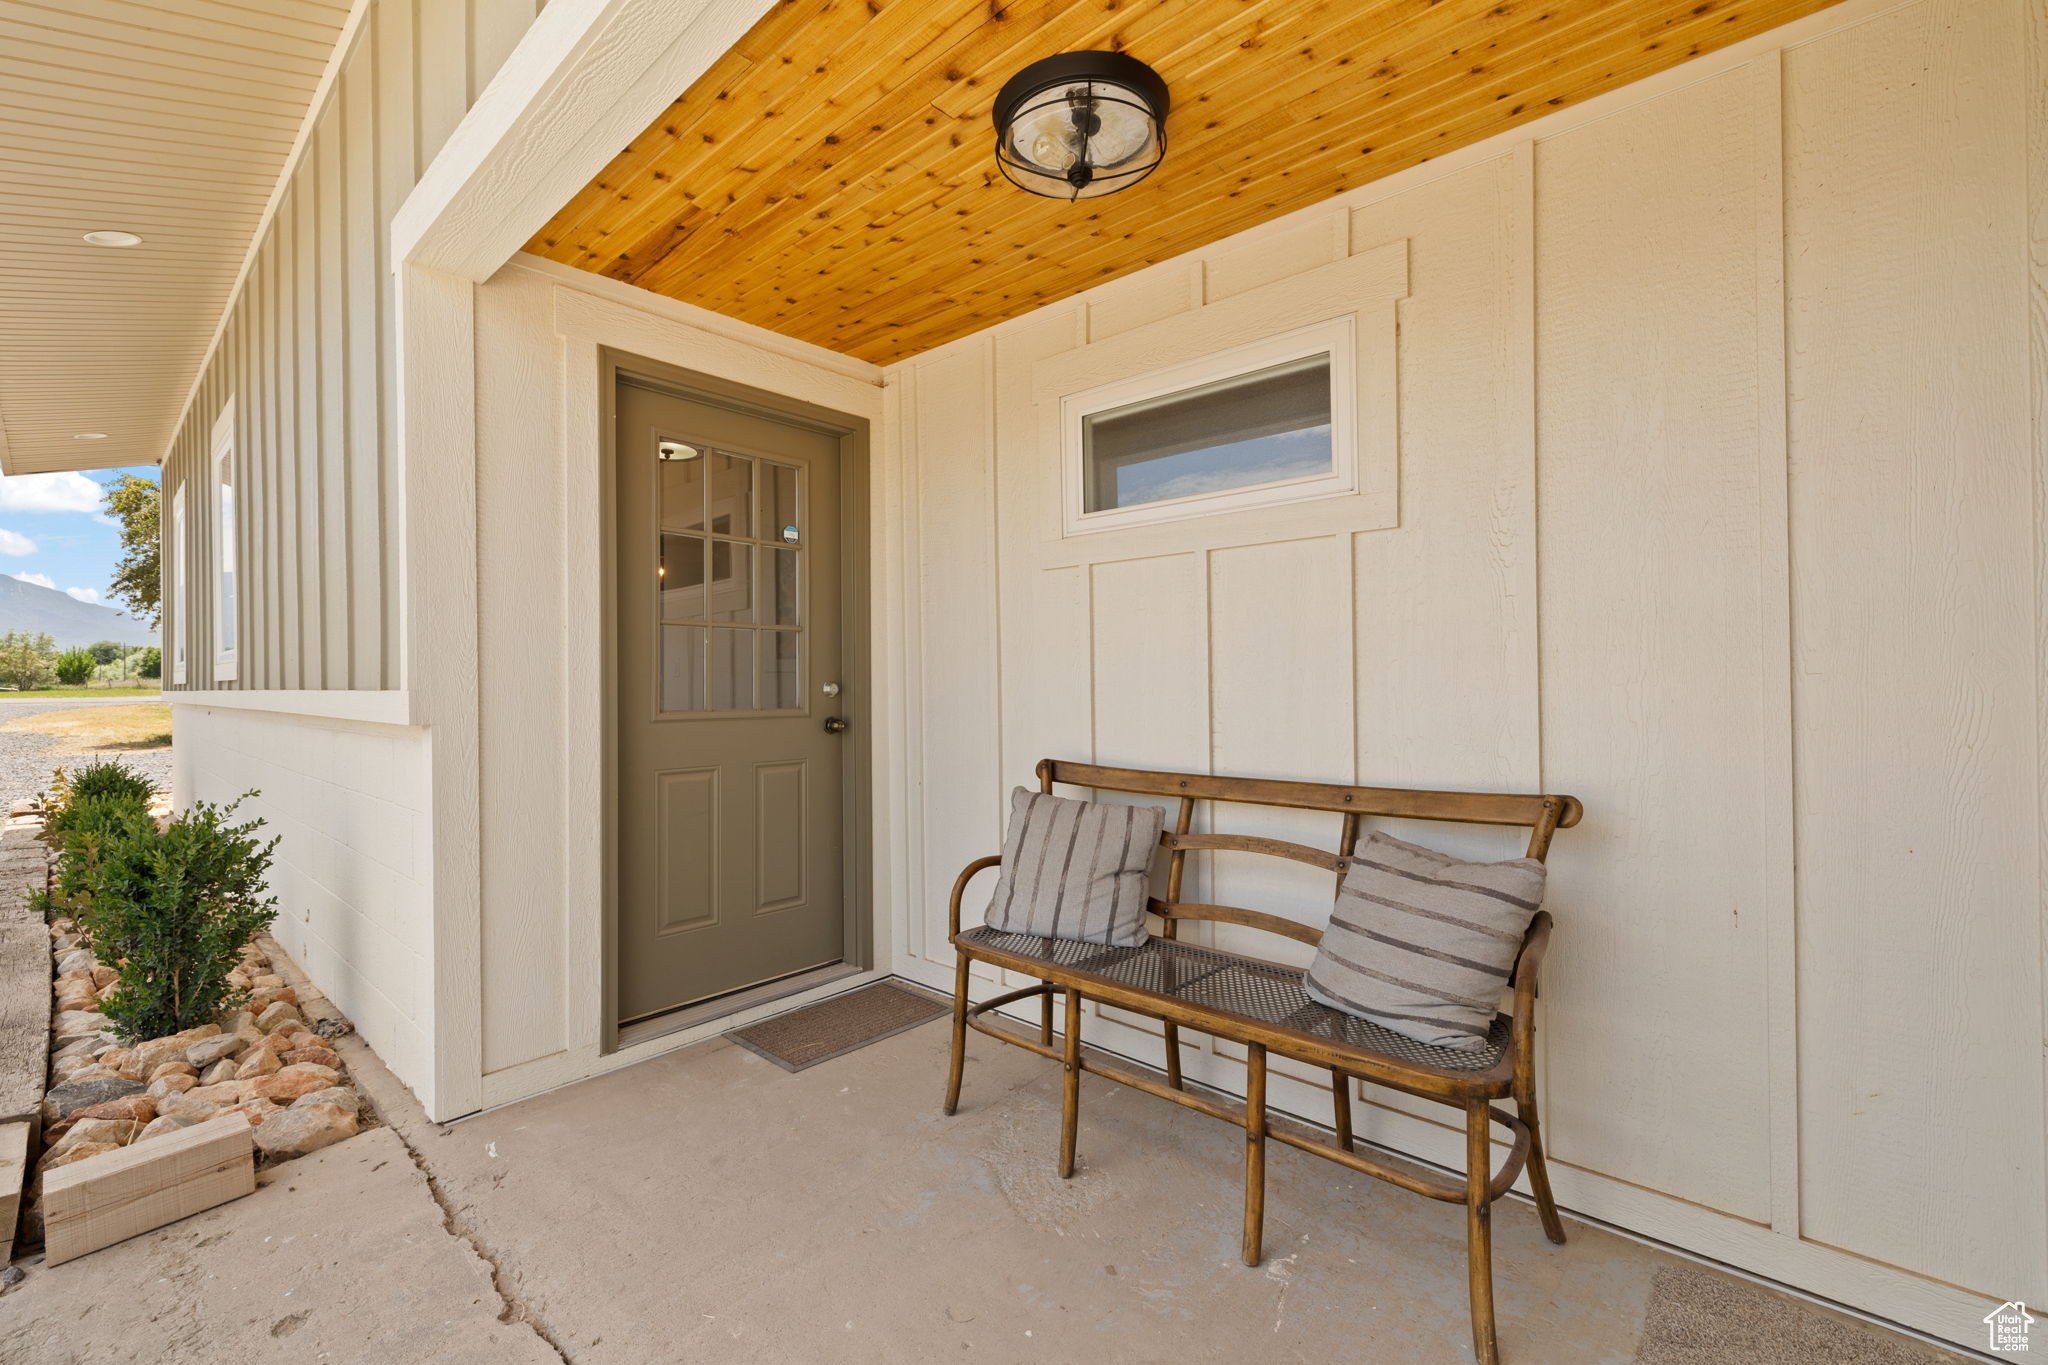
41, 1113, 257, 1266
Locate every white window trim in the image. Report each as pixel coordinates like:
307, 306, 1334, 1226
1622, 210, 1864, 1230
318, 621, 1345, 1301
209, 400, 238, 682
169, 484, 187, 685
1059, 317, 1357, 537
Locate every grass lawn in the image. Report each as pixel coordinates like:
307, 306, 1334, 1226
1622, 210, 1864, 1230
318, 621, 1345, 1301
2, 702, 172, 751
0, 687, 164, 699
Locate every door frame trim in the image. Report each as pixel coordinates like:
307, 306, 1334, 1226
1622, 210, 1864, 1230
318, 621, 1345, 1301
599, 348, 876, 1053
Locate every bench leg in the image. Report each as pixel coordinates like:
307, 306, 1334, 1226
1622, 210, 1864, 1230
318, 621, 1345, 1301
1465, 1100, 1500, 1365
1059, 988, 1084, 1178
1331, 1069, 1354, 1153
1163, 1021, 1184, 1090
1517, 1086, 1567, 1246
1040, 983, 1055, 1047
1242, 1042, 1268, 1267
942, 955, 971, 1116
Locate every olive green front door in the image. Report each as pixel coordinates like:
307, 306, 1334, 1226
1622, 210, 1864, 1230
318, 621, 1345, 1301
615, 379, 847, 1024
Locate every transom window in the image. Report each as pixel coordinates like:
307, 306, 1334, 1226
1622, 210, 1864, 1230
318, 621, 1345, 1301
1062, 318, 1356, 535
656, 439, 802, 712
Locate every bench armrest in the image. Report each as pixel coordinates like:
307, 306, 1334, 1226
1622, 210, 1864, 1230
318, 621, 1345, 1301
1508, 910, 1553, 1062
948, 855, 1004, 940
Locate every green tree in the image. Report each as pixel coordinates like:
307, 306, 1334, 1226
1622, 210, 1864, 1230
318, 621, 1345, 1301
0, 631, 56, 690
54, 648, 95, 686
136, 645, 161, 680
86, 640, 122, 665
102, 474, 160, 628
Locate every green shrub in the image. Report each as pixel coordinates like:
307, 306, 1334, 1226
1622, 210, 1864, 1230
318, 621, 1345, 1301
54, 648, 96, 686
39, 794, 153, 923
137, 646, 161, 680
59, 757, 157, 811
0, 631, 55, 690
79, 794, 280, 1040
35, 759, 158, 921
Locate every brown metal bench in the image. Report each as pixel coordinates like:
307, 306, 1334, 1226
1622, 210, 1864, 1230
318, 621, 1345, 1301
941, 759, 1582, 1365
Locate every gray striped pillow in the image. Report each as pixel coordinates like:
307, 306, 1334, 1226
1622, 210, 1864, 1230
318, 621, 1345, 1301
1305, 832, 1546, 1052
984, 788, 1164, 947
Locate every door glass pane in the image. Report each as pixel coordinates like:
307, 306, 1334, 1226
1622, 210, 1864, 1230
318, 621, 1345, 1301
708, 452, 754, 539
764, 460, 799, 545
708, 628, 754, 710
1083, 354, 1333, 512
661, 625, 707, 712
764, 630, 800, 709
660, 446, 706, 532
708, 542, 755, 624
659, 534, 707, 620
765, 547, 798, 626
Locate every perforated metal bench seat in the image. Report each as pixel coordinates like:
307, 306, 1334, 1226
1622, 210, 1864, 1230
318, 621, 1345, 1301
956, 924, 1512, 1081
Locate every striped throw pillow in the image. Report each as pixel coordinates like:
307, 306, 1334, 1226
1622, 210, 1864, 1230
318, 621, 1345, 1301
984, 787, 1164, 947
1305, 832, 1546, 1052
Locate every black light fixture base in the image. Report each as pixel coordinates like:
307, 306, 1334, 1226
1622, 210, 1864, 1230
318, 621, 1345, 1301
992, 50, 1171, 134
992, 50, 1171, 202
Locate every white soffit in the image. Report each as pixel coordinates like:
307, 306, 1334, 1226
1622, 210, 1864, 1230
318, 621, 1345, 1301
0, 0, 352, 475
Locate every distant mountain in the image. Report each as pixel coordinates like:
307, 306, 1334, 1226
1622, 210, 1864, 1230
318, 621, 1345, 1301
0, 575, 155, 649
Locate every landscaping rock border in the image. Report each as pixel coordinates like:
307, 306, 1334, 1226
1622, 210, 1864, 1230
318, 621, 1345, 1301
13, 807, 376, 1256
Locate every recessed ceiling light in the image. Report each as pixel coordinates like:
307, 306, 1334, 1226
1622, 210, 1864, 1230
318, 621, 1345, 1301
72, 433, 108, 440
81, 230, 143, 248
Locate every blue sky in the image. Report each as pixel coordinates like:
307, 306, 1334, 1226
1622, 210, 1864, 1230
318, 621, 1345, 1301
0, 466, 158, 614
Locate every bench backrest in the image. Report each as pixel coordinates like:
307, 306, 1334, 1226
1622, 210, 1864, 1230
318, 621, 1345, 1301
1038, 759, 1582, 949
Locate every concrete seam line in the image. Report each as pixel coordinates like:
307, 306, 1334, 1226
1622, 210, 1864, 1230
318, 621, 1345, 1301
383, 1119, 573, 1364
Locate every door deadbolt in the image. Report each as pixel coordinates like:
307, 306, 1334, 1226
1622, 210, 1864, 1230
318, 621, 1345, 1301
823, 716, 850, 735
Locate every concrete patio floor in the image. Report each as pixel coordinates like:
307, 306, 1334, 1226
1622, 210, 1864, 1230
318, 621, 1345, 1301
4, 993, 1974, 1364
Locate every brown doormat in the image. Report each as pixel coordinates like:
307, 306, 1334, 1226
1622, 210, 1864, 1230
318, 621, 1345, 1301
1632, 1264, 1968, 1364
725, 981, 950, 1073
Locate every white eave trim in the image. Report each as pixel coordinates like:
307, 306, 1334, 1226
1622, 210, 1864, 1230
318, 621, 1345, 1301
392, 0, 777, 280
167, 690, 418, 727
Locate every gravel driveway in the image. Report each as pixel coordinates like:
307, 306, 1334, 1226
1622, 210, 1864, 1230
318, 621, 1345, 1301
0, 696, 173, 808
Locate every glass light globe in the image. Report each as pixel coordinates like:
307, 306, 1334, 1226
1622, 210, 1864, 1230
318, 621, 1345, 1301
993, 53, 1169, 201
1083, 96, 1155, 167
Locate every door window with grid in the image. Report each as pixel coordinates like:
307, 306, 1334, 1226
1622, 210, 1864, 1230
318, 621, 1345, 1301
656, 439, 802, 712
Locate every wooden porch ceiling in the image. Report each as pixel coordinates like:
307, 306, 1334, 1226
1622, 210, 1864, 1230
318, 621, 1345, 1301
528, 0, 1834, 365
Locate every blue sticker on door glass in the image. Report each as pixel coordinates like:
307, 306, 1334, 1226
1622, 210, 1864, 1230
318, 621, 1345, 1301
781, 525, 800, 544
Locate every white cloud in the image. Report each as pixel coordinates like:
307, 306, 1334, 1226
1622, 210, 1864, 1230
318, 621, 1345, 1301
0, 529, 34, 556
0, 472, 104, 515
12, 572, 54, 589
64, 586, 99, 604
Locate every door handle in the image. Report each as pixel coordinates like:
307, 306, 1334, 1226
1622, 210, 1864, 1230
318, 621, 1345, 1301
823, 716, 850, 735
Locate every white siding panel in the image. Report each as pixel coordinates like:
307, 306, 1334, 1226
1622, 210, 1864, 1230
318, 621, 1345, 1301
1089, 555, 1205, 773
475, 268, 570, 1074
1784, 0, 2046, 1297
1206, 536, 1353, 959
161, 0, 545, 694
174, 706, 436, 1105
1534, 65, 1776, 1223
1351, 153, 1537, 813
911, 341, 1005, 964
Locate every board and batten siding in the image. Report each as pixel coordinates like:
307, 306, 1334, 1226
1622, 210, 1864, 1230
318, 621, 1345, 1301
888, 0, 2046, 1343
159, 0, 549, 692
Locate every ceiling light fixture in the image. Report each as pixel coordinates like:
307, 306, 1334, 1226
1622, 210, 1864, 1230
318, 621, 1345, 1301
72, 433, 109, 440
82, 230, 143, 248
992, 51, 1169, 201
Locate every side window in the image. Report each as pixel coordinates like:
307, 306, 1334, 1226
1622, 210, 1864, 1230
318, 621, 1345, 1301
1060, 317, 1356, 535
170, 484, 187, 685
210, 401, 237, 681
